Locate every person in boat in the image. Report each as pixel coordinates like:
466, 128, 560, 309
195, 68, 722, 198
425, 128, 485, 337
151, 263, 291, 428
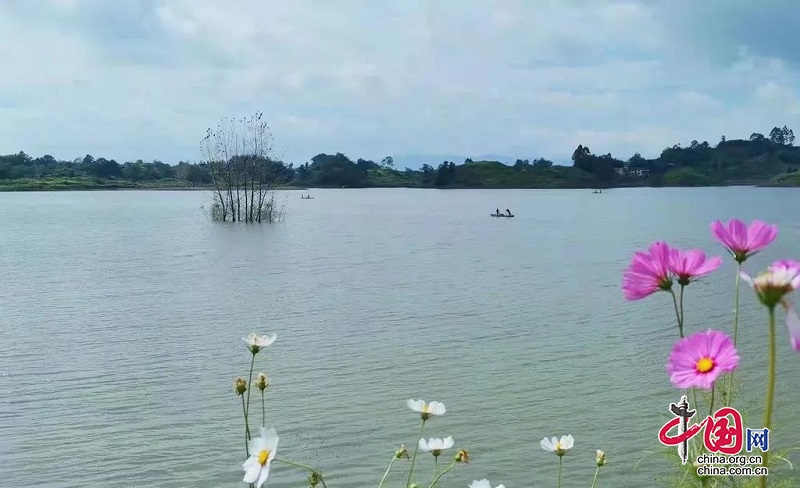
505, 208, 511, 216
496, 208, 500, 216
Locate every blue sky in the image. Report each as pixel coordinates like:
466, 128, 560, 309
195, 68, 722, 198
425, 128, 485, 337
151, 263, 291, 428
2, 0, 800, 167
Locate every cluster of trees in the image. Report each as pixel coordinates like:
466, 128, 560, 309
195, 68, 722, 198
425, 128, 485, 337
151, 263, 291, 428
5, 124, 800, 191
201, 114, 292, 222
569, 125, 800, 186
0, 151, 216, 186
753, 126, 795, 145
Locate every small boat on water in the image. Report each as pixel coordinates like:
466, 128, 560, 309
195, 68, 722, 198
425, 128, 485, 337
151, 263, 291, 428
490, 212, 514, 218
300, 195, 314, 199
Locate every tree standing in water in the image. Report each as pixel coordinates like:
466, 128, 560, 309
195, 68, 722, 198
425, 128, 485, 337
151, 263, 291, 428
201, 113, 285, 223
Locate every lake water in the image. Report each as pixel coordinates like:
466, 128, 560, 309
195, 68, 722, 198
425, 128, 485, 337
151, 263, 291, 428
1, 187, 800, 487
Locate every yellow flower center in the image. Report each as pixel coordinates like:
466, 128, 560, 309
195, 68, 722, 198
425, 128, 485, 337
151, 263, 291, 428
258, 449, 270, 466
422, 404, 430, 413
696, 357, 714, 373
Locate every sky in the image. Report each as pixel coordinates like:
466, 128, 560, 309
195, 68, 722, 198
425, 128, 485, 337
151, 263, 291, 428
2, 0, 800, 167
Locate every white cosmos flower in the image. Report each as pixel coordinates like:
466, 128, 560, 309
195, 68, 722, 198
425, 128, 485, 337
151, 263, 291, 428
407, 399, 446, 419
469, 480, 505, 488
242, 427, 279, 487
418, 436, 454, 456
540, 434, 574, 457
741, 263, 800, 308
243, 333, 277, 353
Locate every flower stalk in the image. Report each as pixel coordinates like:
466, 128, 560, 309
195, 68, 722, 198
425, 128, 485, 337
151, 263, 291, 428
405, 419, 426, 488
378, 456, 398, 488
427, 460, 456, 488
261, 391, 265, 428
274, 458, 328, 488
670, 288, 684, 338
241, 394, 249, 457
557, 455, 563, 488
733, 263, 742, 346
591, 465, 600, 488
245, 352, 256, 439
761, 305, 777, 487
726, 264, 743, 406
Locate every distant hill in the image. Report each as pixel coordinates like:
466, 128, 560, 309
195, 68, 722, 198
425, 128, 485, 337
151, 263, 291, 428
391, 153, 516, 169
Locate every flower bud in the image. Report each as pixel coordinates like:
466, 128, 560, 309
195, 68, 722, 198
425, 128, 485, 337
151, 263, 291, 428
307, 471, 321, 487
395, 445, 409, 459
256, 373, 269, 391
234, 377, 247, 396
455, 449, 469, 463
595, 450, 606, 467
410, 484, 419, 488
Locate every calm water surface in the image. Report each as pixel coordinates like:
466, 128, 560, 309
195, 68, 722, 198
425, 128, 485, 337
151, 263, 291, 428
2, 187, 800, 487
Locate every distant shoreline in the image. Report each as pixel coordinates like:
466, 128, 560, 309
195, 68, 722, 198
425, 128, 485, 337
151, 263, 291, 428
0, 182, 790, 192
0, 184, 308, 192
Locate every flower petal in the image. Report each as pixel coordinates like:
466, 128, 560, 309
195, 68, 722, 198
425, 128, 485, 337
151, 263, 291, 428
242, 458, 260, 484
785, 304, 800, 352
428, 401, 446, 415
407, 399, 424, 413
256, 462, 271, 488
747, 220, 778, 252
540, 437, 554, 452
418, 437, 429, 452
443, 436, 454, 449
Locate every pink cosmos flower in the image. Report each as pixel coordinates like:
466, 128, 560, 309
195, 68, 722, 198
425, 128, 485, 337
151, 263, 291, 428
622, 241, 673, 300
667, 329, 739, 389
669, 248, 723, 286
710, 219, 778, 263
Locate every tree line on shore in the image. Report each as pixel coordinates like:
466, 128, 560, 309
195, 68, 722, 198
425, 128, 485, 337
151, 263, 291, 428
2, 125, 800, 190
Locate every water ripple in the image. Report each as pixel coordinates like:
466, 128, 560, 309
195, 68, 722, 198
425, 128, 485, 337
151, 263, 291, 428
1, 188, 800, 487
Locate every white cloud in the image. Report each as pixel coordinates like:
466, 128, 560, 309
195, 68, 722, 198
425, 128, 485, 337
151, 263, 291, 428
1, 0, 800, 164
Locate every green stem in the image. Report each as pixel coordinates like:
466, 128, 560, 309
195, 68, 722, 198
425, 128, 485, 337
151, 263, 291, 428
428, 460, 456, 488
405, 419, 426, 488
670, 288, 685, 338
701, 384, 715, 457
377, 456, 397, 488
274, 458, 328, 488
433, 456, 438, 484
679, 284, 686, 332
591, 465, 600, 488
708, 384, 715, 418
733, 264, 742, 346
241, 395, 250, 457
727, 265, 742, 406
261, 390, 266, 428
760, 306, 777, 488
245, 352, 256, 440
557, 455, 563, 488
